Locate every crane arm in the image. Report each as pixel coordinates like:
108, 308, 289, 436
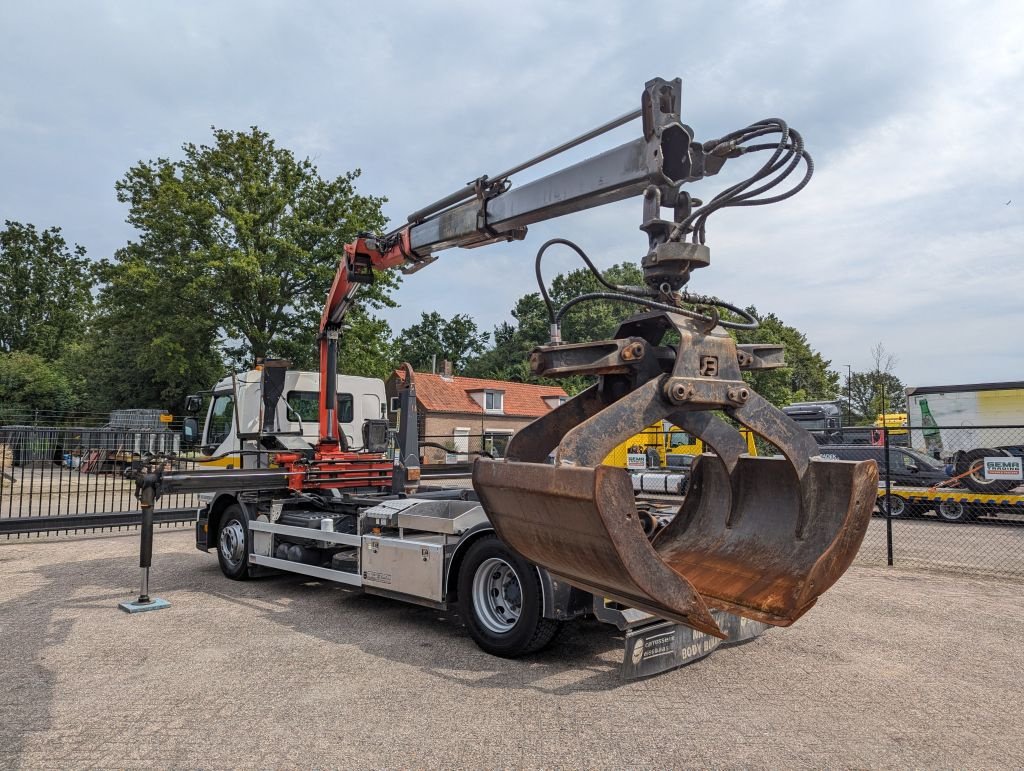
317, 77, 730, 445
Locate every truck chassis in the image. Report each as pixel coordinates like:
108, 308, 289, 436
194, 486, 767, 679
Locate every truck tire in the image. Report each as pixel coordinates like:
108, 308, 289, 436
457, 534, 560, 658
936, 499, 969, 523
878, 494, 907, 517
216, 504, 251, 580
955, 448, 1017, 494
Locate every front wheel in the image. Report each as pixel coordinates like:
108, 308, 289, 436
217, 504, 251, 579
457, 534, 560, 658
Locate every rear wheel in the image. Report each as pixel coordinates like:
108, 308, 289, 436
457, 534, 560, 658
937, 499, 968, 523
217, 504, 250, 579
879, 494, 907, 517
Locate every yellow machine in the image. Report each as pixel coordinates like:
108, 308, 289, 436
874, 412, 908, 436
605, 419, 758, 468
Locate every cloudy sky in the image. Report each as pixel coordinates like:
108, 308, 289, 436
2, 1, 1021, 387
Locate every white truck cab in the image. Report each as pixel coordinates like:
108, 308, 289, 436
200, 370, 387, 464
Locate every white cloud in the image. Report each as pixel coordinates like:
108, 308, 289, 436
1, 0, 1021, 387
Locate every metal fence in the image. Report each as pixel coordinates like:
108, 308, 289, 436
0, 422, 200, 538
3, 417, 1023, 582
848, 425, 1024, 580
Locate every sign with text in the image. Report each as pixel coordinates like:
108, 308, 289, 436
984, 456, 1023, 481
626, 452, 647, 470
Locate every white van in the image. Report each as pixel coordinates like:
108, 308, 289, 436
199, 370, 388, 464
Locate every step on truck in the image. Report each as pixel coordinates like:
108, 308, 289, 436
137, 76, 878, 679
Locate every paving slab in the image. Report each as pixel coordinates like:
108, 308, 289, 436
1, 530, 1022, 769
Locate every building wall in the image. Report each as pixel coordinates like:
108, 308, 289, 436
421, 413, 536, 463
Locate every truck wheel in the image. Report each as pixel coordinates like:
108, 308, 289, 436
879, 494, 907, 517
217, 504, 250, 580
937, 499, 968, 523
457, 534, 560, 658
955, 448, 1017, 494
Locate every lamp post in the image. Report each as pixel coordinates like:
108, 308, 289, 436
844, 364, 852, 425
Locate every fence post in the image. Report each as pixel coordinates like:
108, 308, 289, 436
884, 425, 894, 566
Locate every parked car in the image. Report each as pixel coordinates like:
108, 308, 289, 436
817, 445, 952, 488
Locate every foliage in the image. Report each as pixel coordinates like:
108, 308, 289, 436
734, 307, 840, 407
0, 351, 78, 419
396, 312, 489, 374
465, 262, 837, 404
91, 126, 392, 409
844, 343, 906, 423
0, 221, 93, 359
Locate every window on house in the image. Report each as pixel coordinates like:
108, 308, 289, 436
483, 430, 513, 459
389, 396, 401, 414
485, 390, 504, 412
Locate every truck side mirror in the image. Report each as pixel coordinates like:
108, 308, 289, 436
185, 395, 202, 413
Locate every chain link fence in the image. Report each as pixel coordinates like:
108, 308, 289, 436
831, 425, 1024, 579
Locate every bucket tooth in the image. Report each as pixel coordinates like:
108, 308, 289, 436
652, 455, 877, 625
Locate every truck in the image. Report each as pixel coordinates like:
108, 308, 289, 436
135, 76, 878, 679
782, 400, 843, 441
906, 381, 1024, 493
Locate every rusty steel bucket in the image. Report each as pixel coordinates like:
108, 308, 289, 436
472, 375, 877, 637
472, 313, 878, 637
474, 454, 875, 637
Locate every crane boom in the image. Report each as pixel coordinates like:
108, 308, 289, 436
308, 75, 876, 637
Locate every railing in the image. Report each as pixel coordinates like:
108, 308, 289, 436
0, 425, 200, 538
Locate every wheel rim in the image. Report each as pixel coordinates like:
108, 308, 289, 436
939, 500, 963, 521
219, 519, 246, 568
885, 495, 905, 517
967, 461, 992, 487
472, 557, 523, 634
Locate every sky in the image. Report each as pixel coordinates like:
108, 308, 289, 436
1, 0, 1022, 387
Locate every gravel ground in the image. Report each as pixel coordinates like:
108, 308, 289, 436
1, 530, 1023, 769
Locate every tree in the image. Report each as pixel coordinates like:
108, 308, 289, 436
396, 312, 489, 373
0, 221, 93, 359
466, 262, 646, 393
0, 351, 78, 421
734, 308, 840, 407
844, 342, 906, 423
466, 262, 837, 404
93, 126, 393, 409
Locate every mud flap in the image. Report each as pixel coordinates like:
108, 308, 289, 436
622, 611, 768, 680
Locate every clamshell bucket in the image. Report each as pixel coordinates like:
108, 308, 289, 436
472, 311, 878, 636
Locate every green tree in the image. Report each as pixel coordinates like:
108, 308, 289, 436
0, 221, 93, 359
396, 312, 489, 373
844, 343, 906, 423
734, 307, 840, 407
0, 351, 78, 421
93, 126, 393, 409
